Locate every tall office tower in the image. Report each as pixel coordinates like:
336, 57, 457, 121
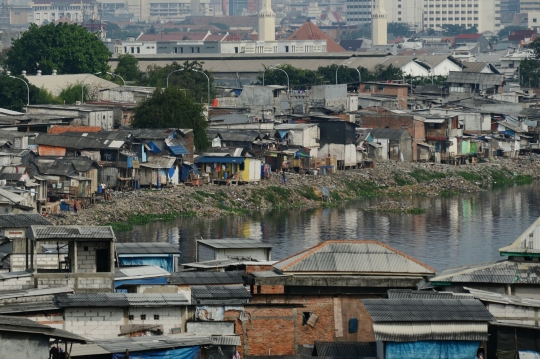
423, 0, 501, 33
372, 0, 387, 45
258, 0, 275, 41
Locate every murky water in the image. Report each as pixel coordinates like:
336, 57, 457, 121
116, 183, 540, 271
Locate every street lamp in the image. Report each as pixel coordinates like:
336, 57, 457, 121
82, 72, 101, 104
8, 75, 29, 107
166, 68, 184, 88
192, 69, 210, 106
106, 72, 125, 86
336, 62, 361, 85
269, 66, 289, 93
262, 64, 280, 87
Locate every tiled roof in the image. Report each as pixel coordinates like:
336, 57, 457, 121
447, 71, 504, 85
28, 226, 115, 240
0, 214, 51, 228
168, 271, 244, 285
115, 242, 181, 255
287, 21, 345, 52
362, 298, 496, 322
273, 240, 435, 274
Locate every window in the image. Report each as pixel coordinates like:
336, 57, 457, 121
128, 315, 134, 320
141, 314, 146, 320
302, 312, 312, 325
154, 314, 160, 320
83, 246, 88, 251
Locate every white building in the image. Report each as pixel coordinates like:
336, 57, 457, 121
30, 0, 98, 25
220, 39, 327, 53
346, 0, 372, 25
98, 0, 212, 21
372, 0, 387, 45
385, 0, 424, 29
258, 0, 276, 42
423, 0, 501, 33
528, 11, 540, 31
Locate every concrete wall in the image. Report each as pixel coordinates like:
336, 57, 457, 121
0, 276, 33, 291
64, 306, 185, 339
75, 240, 110, 273
0, 332, 49, 359
319, 143, 357, 166
34, 273, 115, 293
11, 254, 59, 272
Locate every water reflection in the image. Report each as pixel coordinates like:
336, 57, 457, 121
116, 183, 540, 270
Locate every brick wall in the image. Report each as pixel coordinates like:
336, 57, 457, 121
22, 312, 64, 329
245, 265, 274, 273
183, 132, 195, 163
0, 276, 33, 290
359, 84, 408, 109
11, 254, 60, 272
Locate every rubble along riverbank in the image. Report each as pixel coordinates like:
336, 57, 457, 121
47, 158, 538, 231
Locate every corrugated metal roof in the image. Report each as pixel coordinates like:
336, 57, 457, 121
430, 260, 540, 284
115, 266, 170, 279
370, 128, 410, 141
29, 225, 115, 240
499, 216, 540, 254
387, 289, 474, 300
35, 134, 125, 150
0, 271, 32, 280
0, 214, 51, 228
0, 315, 87, 342
0, 286, 72, 300
362, 298, 495, 322
447, 71, 504, 85
198, 239, 273, 249
168, 271, 244, 285
56, 293, 189, 307
465, 286, 540, 308
273, 240, 435, 274
73, 335, 213, 355
371, 322, 489, 342
191, 285, 251, 299
139, 156, 177, 169
211, 335, 241, 346
115, 242, 181, 255
182, 258, 277, 269
314, 341, 377, 357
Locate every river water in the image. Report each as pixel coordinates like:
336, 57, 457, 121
116, 183, 540, 271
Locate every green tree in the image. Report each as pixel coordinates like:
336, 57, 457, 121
373, 64, 404, 81
0, 76, 59, 111
57, 83, 98, 104
498, 25, 527, 38
6, 23, 111, 75
426, 28, 436, 36
114, 54, 141, 82
317, 64, 373, 84
442, 24, 478, 36
387, 22, 411, 37
528, 37, 540, 59
140, 60, 215, 104
132, 87, 209, 150
258, 64, 319, 90
518, 59, 540, 87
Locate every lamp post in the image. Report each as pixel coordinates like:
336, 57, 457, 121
106, 72, 125, 86
8, 75, 29, 107
192, 69, 210, 106
269, 66, 289, 93
335, 64, 345, 85
166, 68, 184, 88
262, 64, 280, 87
336, 62, 361, 85
82, 72, 101, 104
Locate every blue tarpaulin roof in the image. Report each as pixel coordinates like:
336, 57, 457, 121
278, 130, 288, 139
197, 156, 245, 164
168, 144, 189, 155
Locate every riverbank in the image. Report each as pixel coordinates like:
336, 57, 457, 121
47, 158, 538, 231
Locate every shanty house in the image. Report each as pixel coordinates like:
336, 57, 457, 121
0, 315, 86, 359
316, 121, 359, 170
362, 297, 495, 359
139, 155, 178, 187
114, 265, 171, 291
197, 239, 272, 262
115, 242, 182, 272
127, 128, 194, 163
370, 128, 413, 162
430, 216, 540, 298
0, 213, 53, 271
27, 225, 116, 293
56, 292, 190, 339
274, 123, 320, 157
241, 240, 436, 355
26, 105, 115, 130
447, 72, 505, 94
196, 155, 262, 184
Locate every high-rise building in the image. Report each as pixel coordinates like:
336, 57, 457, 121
372, 0, 387, 45
258, 0, 275, 42
423, 0, 501, 33
345, 0, 372, 25
521, 1, 540, 12
385, 0, 424, 29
